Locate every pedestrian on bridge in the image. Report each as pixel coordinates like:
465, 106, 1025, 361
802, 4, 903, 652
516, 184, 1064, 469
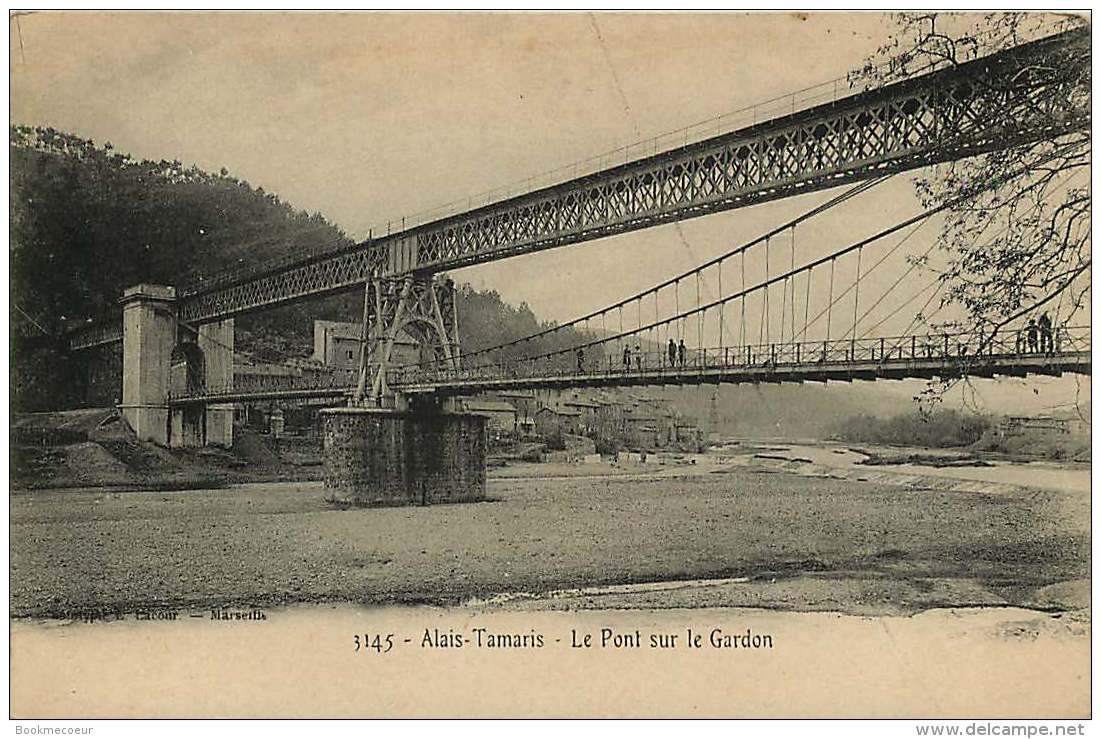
635, 342, 642, 372
623, 344, 631, 372
667, 338, 676, 367
1027, 318, 1039, 354
576, 347, 585, 374
678, 338, 686, 367
1038, 313, 1053, 354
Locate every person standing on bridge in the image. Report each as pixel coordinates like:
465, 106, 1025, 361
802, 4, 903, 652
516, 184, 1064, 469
678, 338, 686, 367
667, 338, 676, 367
1026, 318, 1039, 354
623, 344, 631, 372
576, 346, 585, 374
635, 342, 642, 372
1038, 313, 1053, 354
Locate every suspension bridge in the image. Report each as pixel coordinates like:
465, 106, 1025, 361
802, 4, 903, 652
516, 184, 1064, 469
172, 327, 1092, 405
66, 26, 1091, 505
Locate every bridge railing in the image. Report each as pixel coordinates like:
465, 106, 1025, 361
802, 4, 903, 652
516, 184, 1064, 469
167, 326, 1089, 400
169, 367, 358, 401
385, 325, 1091, 387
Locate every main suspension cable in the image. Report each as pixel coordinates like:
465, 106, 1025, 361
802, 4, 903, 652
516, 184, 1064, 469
411, 175, 893, 369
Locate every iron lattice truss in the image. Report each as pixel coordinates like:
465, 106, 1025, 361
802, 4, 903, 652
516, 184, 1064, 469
69, 28, 1090, 350
360, 275, 460, 401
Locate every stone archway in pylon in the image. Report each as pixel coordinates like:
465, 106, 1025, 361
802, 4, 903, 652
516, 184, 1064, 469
169, 342, 206, 398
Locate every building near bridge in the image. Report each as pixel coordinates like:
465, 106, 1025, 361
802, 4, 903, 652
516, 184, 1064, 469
591, 394, 626, 438
623, 408, 662, 449
312, 320, 420, 370
495, 390, 538, 436
630, 423, 661, 450
463, 399, 518, 437
535, 406, 582, 438
674, 421, 704, 451
563, 397, 600, 435
313, 321, 361, 369
998, 413, 1088, 437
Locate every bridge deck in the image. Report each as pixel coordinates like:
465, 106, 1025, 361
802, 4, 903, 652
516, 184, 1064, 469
169, 350, 1090, 405
398, 352, 1092, 396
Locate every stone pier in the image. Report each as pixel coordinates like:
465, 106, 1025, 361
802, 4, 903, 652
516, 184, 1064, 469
119, 285, 177, 445
320, 407, 486, 507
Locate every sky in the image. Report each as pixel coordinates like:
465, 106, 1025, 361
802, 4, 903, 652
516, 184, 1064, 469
9, 11, 1089, 412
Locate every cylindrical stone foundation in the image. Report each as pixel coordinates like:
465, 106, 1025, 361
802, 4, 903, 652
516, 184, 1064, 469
320, 407, 487, 507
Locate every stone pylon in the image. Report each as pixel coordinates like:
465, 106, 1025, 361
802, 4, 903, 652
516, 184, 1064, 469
119, 285, 177, 445
120, 283, 235, 448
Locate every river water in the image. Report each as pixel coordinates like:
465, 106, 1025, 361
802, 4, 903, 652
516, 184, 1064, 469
707, 440, 1090, 495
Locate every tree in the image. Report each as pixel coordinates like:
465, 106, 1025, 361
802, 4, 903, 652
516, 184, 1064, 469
852, 13, 1091, 410
856, 13, 1089, 336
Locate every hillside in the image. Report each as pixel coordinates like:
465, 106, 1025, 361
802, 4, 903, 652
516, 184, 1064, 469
10, 126, 353, 323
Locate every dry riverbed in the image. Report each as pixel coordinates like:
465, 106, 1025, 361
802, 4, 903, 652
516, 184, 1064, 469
10, 460, 1090, 620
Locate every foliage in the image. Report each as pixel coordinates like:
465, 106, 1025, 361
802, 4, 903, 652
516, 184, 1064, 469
544, 428, 568, 452
852, 13, 1091, 411
452, 283, 607, 371
593, 436, 621, 457
520, 446, 545, 463
834, 409, 991, 448
856, 13, 1090, 331
972, 426, 1091, 462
